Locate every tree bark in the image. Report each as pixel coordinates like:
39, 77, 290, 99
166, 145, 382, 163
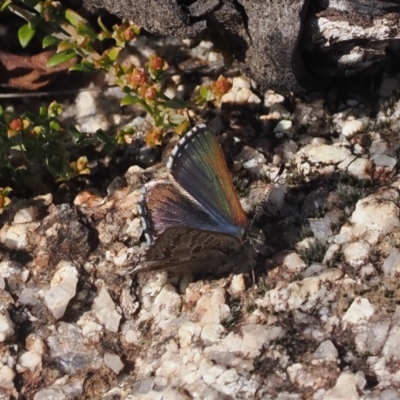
85, 0, 400, 93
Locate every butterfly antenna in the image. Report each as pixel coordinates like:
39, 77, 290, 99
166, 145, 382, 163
248, 163, 285, 232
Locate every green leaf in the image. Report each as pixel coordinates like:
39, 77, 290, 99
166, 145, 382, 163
120, 95, 139, 106
164, 98, 186, 109
1, 186, 12, 196
98, 31, 112, 41
199, 86, 209, 98
9, 5, 36, 21
22, 0, 41, 7
45, 155, 62, 176
39, 106, 47, 117
97, 16, 109, 33
69, 125, 82, 140
49, 120, 61, 131
64, 9, 86, 28
168, 113, 188, 125
29, 15, 42, 29
18, 24, 36, 48
95, 129, 113, 144
47, 51, 76, 68
69, 63, 95, 72
76, 23, 96, 38
0, 0, 12, 11
43, 35, 60, 48
57, 40, 77, 52
106, 47, 121, 62
11, 144, 26, 152
47, 101, 63, 117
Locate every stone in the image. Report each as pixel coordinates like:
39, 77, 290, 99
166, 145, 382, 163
303, 263, 325, 277
0, 260, 21, 278
93, 287, 121, 333
342, 297, 374, 325
346, 157, 373, 180
382, 326, 400, 359
342, 241, 371, 269
193, 288, 230, 325
202, 364, 225, 385
383, 249, 400, 277
270, 103, 290, 119
33, 388, 66, 400
341, 119, 366, 137
313, 340, 338, 360
273, 120, 293, 135
0, 306, 14, 342
309, 211, 342, 243
44, 262, 79, 319
81, 321, 102, 339
229, 274, 246, 294
152, 283, 182, 327
379, 389, 400, 400
74, 189, 104, 208
13, 206, 37, 223
18, 288, 39, 306
323, 244, 341, 265
200, 323, 225, 345
221, 87, 261, 106
75, 91, 109, 133
372, 154, 397, 169
323, 371, 359, 400
234, 146, 266, 176
370, 139, 388, 156
300, 144, 351, 164
178, 322, 202, 347
0, 225, 28, 249
104, 352, 124, 374
47, 322, 102, 374
232, 75, 252, 89
355, 318, 390, 355
261, 269, 343, 313
272, 251, 306, 273
17, 351, 42, 372
342, 195, 400, 245
264, 90, 285, 107
26, 334, 46, 355
0, 365, 15, 390
240, 324, 286, 358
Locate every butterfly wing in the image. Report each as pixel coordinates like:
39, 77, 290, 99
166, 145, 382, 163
134, 226, 245, 276
167, 125, 248, 239
139, 180, 241, 243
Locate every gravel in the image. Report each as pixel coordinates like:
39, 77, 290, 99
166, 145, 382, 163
1, 35, 400, 399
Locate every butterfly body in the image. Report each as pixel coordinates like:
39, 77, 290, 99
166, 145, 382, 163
136, 124, 253, 276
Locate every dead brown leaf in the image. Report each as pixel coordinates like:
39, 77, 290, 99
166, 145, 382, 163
0, 50, 76, 90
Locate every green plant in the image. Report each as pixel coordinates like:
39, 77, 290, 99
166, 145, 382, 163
197, 75, 232, 106
298, 223, 314, 240
1, 1, 234, 145
222, 297, 243, 329
0, 101, 107, 186
298, 241, 328, 265
1, 1, 193, 141
0, 187, 12, 212
246, 302, 257, 313
0, 1, 236, 211
327, 249, 344, 268
256, 277, 271, 297
335, 174, 374, 213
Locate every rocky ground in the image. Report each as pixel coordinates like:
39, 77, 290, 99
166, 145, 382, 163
1, 34, 400, 400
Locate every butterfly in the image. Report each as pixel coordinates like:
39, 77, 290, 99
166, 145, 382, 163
134, 124, 256, 276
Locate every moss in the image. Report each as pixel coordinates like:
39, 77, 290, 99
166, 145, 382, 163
299, 241, 328, 265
